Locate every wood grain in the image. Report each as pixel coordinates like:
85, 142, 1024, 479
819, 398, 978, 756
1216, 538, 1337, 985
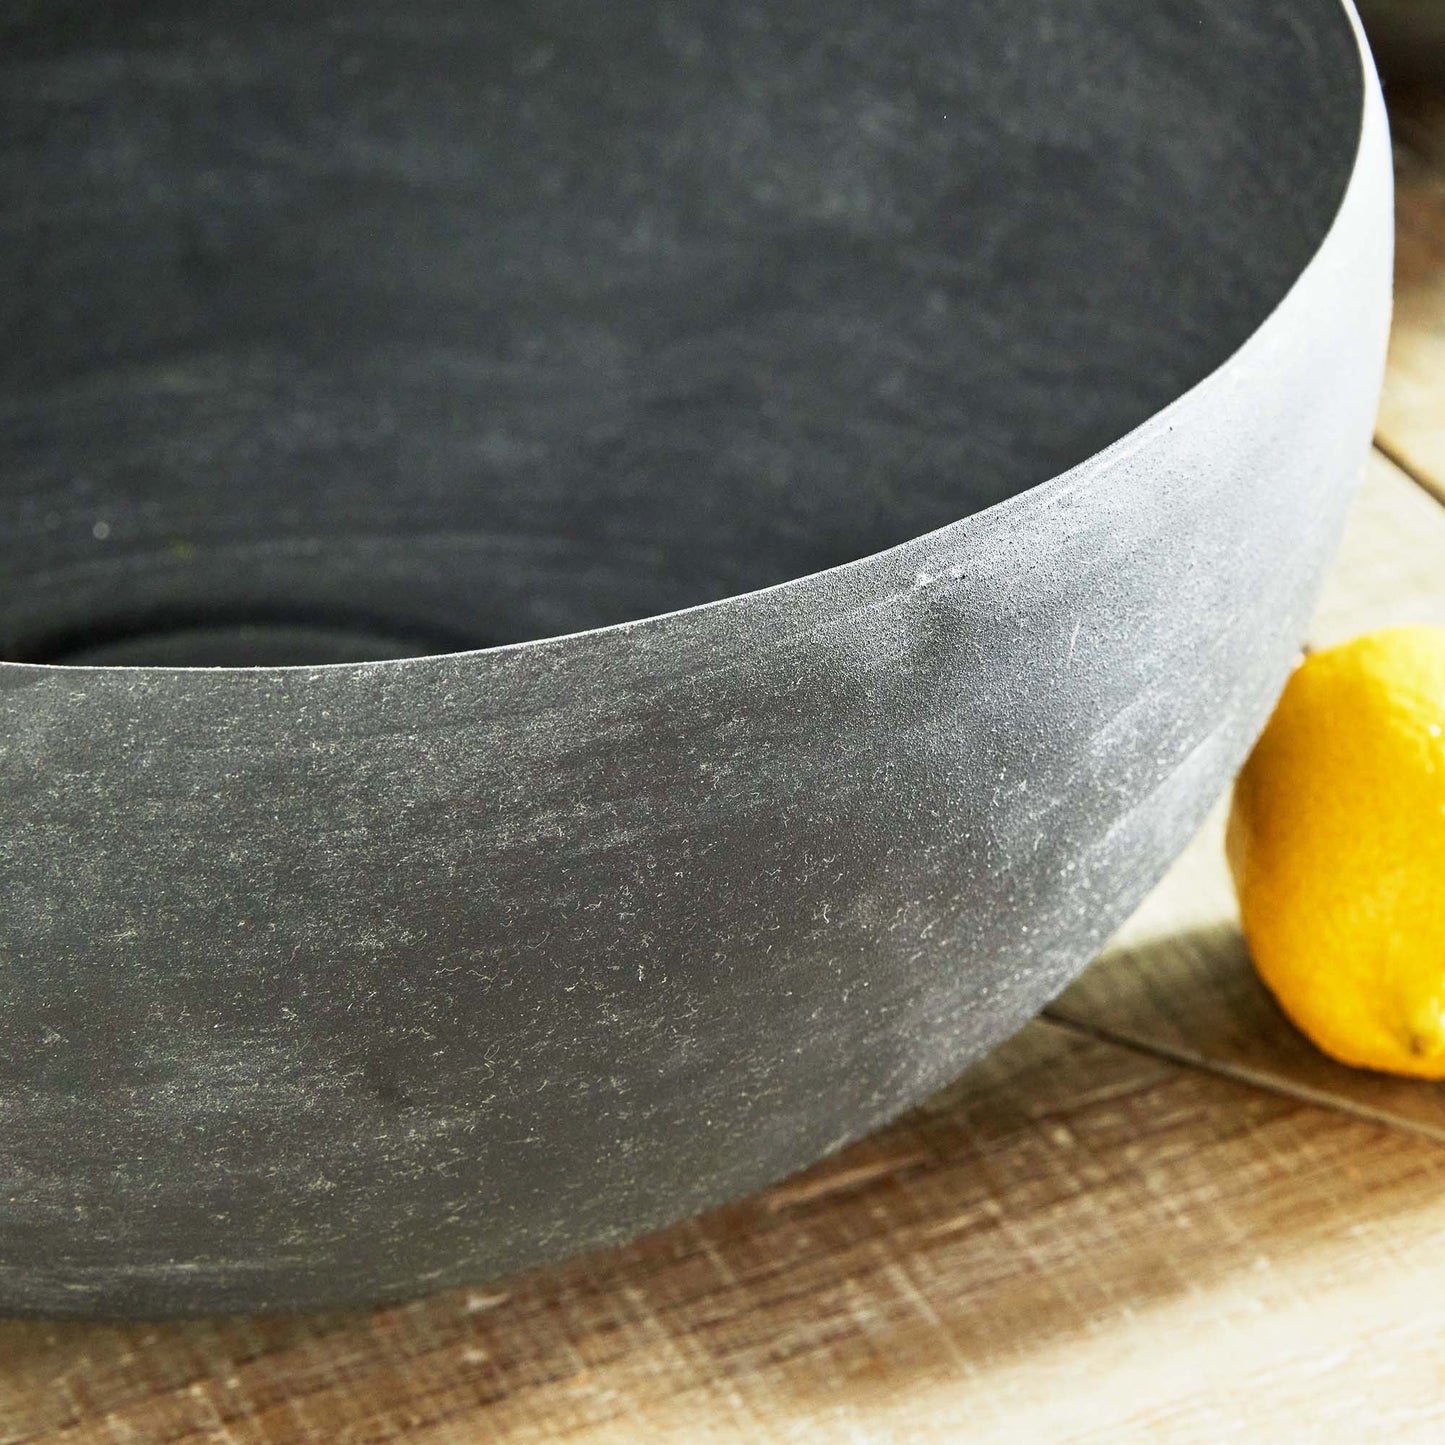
9, 1019, 1445, 1444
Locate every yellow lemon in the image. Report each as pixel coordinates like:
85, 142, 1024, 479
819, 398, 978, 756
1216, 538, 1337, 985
1227, 626, 1445, 1077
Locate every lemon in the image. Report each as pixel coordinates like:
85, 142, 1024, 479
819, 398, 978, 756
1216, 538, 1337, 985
1227, 626, 1445, 1077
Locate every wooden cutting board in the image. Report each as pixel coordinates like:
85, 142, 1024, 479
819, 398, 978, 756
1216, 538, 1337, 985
12, 83, 1445, 1445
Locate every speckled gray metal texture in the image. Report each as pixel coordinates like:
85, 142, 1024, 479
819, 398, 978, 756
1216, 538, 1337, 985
0, 0, 1390, 1315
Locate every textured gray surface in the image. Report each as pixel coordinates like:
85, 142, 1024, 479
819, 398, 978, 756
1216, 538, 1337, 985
2, 0, 1368, 659
0, 0, 1390, 1315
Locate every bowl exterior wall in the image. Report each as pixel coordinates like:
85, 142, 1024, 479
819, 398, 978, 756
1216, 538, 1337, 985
0, 33, 1392, 1317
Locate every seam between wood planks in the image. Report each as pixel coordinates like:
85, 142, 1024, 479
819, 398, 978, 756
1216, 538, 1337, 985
1039, 1007, 1445, 1146
1371, 435, 1444, 503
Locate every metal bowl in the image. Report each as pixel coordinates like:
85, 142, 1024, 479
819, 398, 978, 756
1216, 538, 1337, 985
0, 0, 1389, 1315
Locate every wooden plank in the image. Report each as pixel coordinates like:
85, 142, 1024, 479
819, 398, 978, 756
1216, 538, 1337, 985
1050, 446, 1445, 1135
1308, 448, 1445, 642
7, 1017, 1445, 1443
1376, 85, 1445, 499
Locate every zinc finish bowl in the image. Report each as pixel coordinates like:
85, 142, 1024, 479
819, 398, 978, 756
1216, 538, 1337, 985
0, 0, 1389, 1315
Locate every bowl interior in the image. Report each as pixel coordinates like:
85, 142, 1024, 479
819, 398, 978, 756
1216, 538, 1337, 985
1, 0, 1361, 665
